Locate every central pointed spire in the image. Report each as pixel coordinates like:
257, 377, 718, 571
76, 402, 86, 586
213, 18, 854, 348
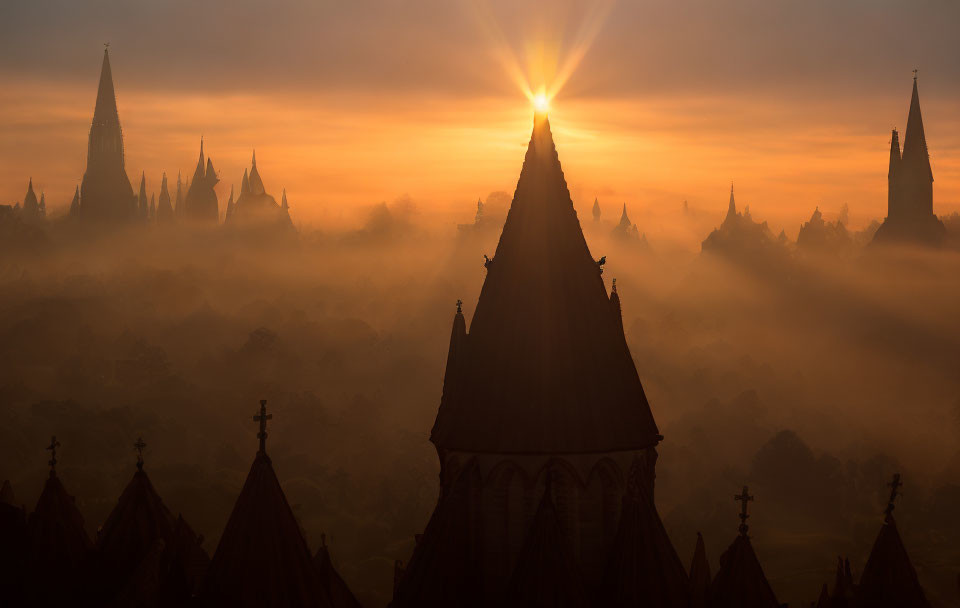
430, 113, 660, 453
93, 48, 120, 127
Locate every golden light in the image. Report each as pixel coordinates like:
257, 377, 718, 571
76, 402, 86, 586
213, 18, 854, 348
533, 92, 550, 113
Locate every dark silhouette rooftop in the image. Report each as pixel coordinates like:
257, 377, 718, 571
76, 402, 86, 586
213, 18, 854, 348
430, 113, 660, 454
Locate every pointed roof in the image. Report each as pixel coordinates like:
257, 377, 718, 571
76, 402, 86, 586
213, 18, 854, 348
249, 150, 265, 195
241, 168, 251, 195
206, 158, 218, 184
203, 410, 330, 608
93, 48, 120, 127
281, 188, 289, 211
725, 184, 737, 223
390, 464, 482, 608
816, 584, 830, 608
604, 469, 690, 608
619, 203, 632, 228
503, 479, 591, 608
901, 77, 933, 182
888, 129, 901, 179
592, 197, 601, 220
856, 515, 930, 608
23, 178, 38, 212
707, 534, 779, 608
689, 533, 711, 608
193, 139, 206, 182
138, 172, 147, 198
430, 114, 660, 453
314, 534, 363, 608
26, 471, 92, 572
96, 466, 176, 591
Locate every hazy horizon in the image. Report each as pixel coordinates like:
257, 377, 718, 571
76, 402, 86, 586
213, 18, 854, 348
2, 0, 959, 235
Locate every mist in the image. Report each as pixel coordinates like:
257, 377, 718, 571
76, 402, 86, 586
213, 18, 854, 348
1, 196, 959, 606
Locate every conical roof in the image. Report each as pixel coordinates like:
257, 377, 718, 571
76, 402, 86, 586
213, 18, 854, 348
689, 532, 711, 608
592, 197, 601, 220
193, 139, 206, 182
619, 203, 631, 227
206, 157, 219, 184
901, 78, 933, 182
604, 472, 689, 608
724, 185, 737, 223
96, 467, 176, 592
249, 150, 266, 195
314, 535, 363, 608
390, 465, 482, 608
707, 534, 779, 608
26, 471, 93, 574
203, 450, 330, 607
241, 168, 251, 195
856, 515, 930, 608
93, 48, 120, 128
888, 129, 901, 179
157, 173, 173, 221
23, 178, 39, 213
503, 480, 591, 608
430, 113, 660, 454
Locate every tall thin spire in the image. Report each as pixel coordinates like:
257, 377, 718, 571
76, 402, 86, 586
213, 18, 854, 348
901, 75, 933, 182
725, 183, 737, 221
93, 47, 120, 127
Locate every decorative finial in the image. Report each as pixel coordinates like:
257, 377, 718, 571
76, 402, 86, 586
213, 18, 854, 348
134, 436, 146, 470
734, 485, 754, 537
104, 42, 110, 50
912, 68, 918, 82
611, 278, 617, 294
46, 435, 61, 475
884, 473, 902, 519
254, 400, 273, 454
456, 299, 463, 314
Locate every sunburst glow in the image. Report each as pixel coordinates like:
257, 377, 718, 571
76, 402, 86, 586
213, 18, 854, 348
532, 91, 550, 113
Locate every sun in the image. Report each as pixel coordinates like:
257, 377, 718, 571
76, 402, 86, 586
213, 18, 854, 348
532, 92, 550, 113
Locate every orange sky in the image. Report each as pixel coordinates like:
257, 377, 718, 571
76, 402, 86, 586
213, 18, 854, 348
1, 0, 959, 236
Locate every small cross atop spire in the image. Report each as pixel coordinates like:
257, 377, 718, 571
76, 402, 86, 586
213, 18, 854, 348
134, 436, 146, 470
912, 68, 918, 82
734, 485, 754, 536
456, 299, 463, 314
47, 435, 61, 475
254, 400, 273, 454
884, 473, 902, 519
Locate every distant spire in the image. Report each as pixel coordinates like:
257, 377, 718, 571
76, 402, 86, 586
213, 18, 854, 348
225, 184, 235, 222
249, 150, 265, 195
901, 74, 933, 182
619, 203, 631, 227
592, 197, 601, 222
726, 183, 737, 221
39, 192, 46, 217
93, 46, 120, 127
241, 168, 250, 195
281, 188, 289, 212
193, 138, 205, 182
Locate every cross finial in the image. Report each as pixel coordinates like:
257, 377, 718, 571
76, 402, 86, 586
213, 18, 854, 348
734, 485, 754, 536
884, 473, 902, 519
134, 436, 146, 470
254, 400, 273, 454
46, 435, 61, 475
456, 299, 463, 314
912, 68, 918, 82
612, 278, 617, 294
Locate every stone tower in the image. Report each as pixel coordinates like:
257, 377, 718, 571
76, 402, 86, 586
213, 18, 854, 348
393, 113, 668, 605
872, 75, 945, 246
79, 48, 134, 221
